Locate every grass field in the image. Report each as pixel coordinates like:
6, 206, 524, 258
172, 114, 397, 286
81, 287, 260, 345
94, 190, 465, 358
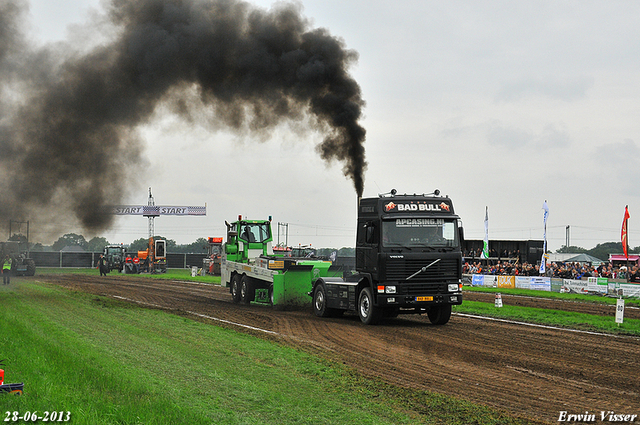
1, 279, 538, 425
453, 301, 640, 336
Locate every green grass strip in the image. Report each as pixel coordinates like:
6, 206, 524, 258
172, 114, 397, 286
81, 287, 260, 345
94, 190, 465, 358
454, 301, 640, 336
0, 281, 537, 425
37, 267, 222, 285
465, 285, 640, 307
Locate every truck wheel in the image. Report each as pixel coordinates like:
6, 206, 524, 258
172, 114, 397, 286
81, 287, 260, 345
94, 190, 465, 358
25, 259, 36, 276
313, 282, 342, 317
313, 283, 330, 317
231, 274, 242, 303
358, 287, 382, 325
427, 304, 452, 325
240, 276, 254, 304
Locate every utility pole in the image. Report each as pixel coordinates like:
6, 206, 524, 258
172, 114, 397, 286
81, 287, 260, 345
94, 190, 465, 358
277, 222, 289, 247
145, 187, 159, 239
565, 225, 570, 249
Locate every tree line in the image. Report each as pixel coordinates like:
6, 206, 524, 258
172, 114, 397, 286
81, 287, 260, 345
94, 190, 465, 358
23, 233, 209, 254
22, 233, 357, 256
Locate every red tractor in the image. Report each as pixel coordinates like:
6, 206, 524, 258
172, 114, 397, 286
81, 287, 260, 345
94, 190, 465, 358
203, 237, 223, 275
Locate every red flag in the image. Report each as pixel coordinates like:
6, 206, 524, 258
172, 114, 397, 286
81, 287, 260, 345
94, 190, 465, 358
622, 206, 630, 258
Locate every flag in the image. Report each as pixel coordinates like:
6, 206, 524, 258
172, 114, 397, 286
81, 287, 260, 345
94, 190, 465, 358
481, 206, 489, 259
540, 201, 549, 275
622, 205, 630, 258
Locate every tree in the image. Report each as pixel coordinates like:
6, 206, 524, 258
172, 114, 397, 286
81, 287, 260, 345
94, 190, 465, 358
586, 242, 622, 263
556, 245, 587, 254
87, 237, 110, 252
337, 247, 355, 257
8, 234, 27, 243
128, 238, 150, 253
30, 243, 47, 252
128, 236, 176, 253
174, 238, 208, 254
52, 233, 88, 251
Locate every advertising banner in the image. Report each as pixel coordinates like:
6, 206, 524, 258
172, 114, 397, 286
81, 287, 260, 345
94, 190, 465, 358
529, 276, 551, 291
497, 275, 515, 289
610, 282, 640, 297
483, 275, 498, 287
472, 275, 485, 287
515, 276, 531, 290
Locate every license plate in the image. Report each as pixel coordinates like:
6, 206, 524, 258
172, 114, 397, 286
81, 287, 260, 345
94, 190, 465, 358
416, 296, 433, 302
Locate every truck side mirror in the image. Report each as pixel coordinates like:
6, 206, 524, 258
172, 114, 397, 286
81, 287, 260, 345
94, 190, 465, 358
458, 226, 465, 244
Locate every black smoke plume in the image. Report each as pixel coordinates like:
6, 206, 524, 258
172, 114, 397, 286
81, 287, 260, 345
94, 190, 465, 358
0, 0, 366, 236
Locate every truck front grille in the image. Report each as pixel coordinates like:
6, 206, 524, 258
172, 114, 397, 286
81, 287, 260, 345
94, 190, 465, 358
385, 258, 459, 283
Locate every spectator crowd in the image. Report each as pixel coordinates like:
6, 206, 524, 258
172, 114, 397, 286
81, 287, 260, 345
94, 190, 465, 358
464, 259, 640, 282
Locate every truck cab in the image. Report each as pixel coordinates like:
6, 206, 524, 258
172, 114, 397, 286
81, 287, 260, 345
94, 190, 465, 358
224, 218, 274, 264
313, 189, 464, 325
103, 244, 127, 272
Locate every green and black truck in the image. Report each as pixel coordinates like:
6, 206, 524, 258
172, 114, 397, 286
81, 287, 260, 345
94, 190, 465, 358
312, 189, 464, 325
221, 189, 464, 325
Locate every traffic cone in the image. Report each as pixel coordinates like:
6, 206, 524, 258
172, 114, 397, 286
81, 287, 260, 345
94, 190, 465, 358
495, 293, 503, 308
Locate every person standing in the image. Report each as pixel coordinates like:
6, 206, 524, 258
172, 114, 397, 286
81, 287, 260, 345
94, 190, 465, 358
98, 254, 108, 276
2, 255, 12, 285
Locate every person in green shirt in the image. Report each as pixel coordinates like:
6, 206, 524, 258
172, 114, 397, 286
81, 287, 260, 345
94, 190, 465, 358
2, 255, 12, 285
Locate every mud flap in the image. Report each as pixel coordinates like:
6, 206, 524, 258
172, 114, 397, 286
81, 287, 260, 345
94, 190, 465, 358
272, 262, 346, 308
272, 265, 314, 307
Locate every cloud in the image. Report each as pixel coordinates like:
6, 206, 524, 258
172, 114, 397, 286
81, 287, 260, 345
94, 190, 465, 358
496, 76, 594, 102
486, 122, 570, 150
595, 139, 640, 194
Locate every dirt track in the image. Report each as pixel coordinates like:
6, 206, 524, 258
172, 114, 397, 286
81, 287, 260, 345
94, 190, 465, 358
34, 274, 640, 424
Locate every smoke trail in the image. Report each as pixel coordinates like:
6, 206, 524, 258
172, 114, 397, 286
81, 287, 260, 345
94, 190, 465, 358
0, 0, 366, 235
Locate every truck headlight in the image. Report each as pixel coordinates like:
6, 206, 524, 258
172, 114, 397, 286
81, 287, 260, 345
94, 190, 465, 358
448, 284, 460, 292
385, 285, 396, 294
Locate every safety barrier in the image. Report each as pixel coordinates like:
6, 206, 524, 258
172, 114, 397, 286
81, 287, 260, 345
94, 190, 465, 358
28, 251, 207, 269
465, 274, 640, 297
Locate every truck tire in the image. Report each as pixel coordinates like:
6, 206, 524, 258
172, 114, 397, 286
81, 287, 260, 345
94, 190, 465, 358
358, 287, 382, 325
25, 259, 36, 276
231, 274, 242, 303
240, 276, 254, 304
427, 304, 451, 325
313, 283, 330, 317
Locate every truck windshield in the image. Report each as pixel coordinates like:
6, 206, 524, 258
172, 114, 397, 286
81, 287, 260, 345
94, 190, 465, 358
382, 218, 459, 248
239, 223, 270, 243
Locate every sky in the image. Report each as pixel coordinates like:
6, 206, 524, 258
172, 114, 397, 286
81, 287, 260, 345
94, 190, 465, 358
14, 0, 640, 252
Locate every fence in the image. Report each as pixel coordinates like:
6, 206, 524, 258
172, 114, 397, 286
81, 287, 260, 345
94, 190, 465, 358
465, 274, 640, 297
28, 252, 355, 270
29, 252, 208, 269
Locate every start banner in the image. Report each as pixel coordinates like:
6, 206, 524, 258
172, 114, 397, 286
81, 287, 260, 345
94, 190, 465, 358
109, 205, 206, 216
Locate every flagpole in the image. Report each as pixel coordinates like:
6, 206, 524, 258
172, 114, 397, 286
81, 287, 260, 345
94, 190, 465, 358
541, 201, 549, 276
626, 205, 629, 283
